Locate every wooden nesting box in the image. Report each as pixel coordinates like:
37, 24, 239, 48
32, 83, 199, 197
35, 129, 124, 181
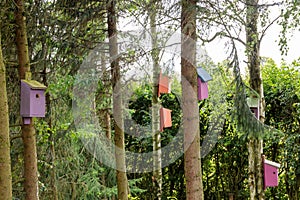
158, 72, 170, 97
247, 97, 259, 119
21, 80, 47, 124
196, 67, 212, 100
264, 159, 280, 189
160, 107, 172, 132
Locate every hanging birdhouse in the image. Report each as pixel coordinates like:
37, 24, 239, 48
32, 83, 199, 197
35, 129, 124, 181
196, 67, 212, 100
160, 107, 172, 132
247, 97, 259, 119
20, 80, 47, 124
158, 72, 171, 97
264, 159, 280, 190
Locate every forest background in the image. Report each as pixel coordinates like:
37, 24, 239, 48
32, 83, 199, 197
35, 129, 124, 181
0, 0, 299, 200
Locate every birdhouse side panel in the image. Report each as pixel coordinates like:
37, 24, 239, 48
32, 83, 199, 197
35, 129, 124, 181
264, 163, 279, 188
20, 82, 32, 117
163, 108, 172, 128
29, 89, 46, 117
198, 78, 209, 100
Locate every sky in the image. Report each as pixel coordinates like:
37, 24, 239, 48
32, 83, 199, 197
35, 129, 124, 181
205, 1, 300, 66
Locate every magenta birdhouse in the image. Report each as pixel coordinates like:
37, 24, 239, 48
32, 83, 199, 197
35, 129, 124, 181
21, 80, 47, 124
264, 159, 280, 189
160, 107, 172, 132
196, 67, 212, 100
158, 72, 170, 97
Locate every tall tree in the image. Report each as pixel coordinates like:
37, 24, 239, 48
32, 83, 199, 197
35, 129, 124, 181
181, 0, 204, 199
107, 0, 129, 199
15, 0, 39, 199
246, 0, 265, 199
0, 21, 13, 200
150, 0, 162, 199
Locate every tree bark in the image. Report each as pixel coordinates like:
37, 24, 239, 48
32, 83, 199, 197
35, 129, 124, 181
181, 0, 204, 199
150, 0, 162, 199
15, 0, 39, 199
0, 26, 13, 200
107, 0, 129, 199
246, 0, 265, 199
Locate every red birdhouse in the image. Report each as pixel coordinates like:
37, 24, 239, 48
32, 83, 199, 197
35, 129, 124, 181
158, 72, 170, 97
196, 67, 212, 100
160, 107, 172, 132
264, 159, 280, 190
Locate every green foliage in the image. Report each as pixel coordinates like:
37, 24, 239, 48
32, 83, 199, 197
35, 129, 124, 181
262, 58, 300, 199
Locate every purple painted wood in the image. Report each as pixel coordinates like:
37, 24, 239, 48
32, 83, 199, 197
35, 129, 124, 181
197, 77, 209, 100
20, 80, 46, 117
23, 117, 31, 125
264, 159, 280, 189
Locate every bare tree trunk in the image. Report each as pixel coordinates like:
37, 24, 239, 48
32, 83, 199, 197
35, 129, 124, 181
15, 0, 39, 199
0, 26, 13, 200
181, 0, 204, 199
150, 1, 162, 199
107, 0, 129, 199
246, 0, 265, 199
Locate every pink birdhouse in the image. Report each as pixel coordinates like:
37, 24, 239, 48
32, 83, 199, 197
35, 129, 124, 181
196, 67, 212, 100
160, 107, 172, 132
264, 159, 280, 190
20, 80, 47, 124
197, 78, 209, 100
158, 72, 170, 97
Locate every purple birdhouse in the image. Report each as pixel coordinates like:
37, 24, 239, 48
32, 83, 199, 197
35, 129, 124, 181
21, 80, 47, 124
196, 67, 212, 100
160, 107, 172, 132
264, 159, 280, 190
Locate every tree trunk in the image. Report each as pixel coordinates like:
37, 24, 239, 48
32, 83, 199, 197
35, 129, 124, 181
0, 27, 13, 200
246, 0, 265, 199
107, 0, 129, 199
150, 1, 162, 199
181, 0, 204, 199
15, 0, 39, 199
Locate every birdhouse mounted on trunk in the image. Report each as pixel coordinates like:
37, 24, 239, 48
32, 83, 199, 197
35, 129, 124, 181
158, 72, 171, 97
160, 107, 172, 132
196, 67, 212, 100
264, 159, 280, 189
247, 97, 259, 119
20, 80, 47, 124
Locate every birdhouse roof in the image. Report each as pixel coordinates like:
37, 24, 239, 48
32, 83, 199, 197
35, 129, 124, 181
196, 67, 212, 82
21, 80, 47, 89
264, 159, 280, 168
246, 97, 259, 107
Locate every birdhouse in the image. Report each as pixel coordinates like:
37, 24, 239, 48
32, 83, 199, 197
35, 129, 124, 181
158, 72, 171, 97
264, 159, 280, 189
20, 80, 47, 124
160, 107, 172, 132
247, 97, 259, 119
196, 67, 212, 100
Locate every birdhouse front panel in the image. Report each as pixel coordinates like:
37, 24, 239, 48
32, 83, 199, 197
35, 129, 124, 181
20, 80, 47, 118
158, 73, 170, 96
264, 159, 280, 189
160, 107, 172, 131
197, 77, 209, 100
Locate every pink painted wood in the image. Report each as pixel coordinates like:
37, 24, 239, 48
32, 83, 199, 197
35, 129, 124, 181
197, 77, 209, 100
264, 159, 280, 189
